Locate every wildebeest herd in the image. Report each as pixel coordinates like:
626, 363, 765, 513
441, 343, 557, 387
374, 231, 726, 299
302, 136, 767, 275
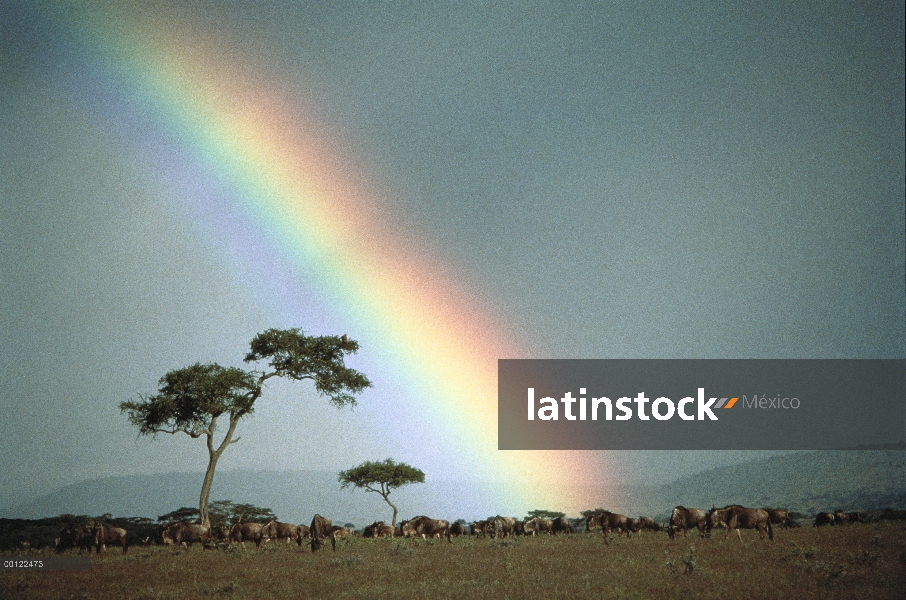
49, 506, 869, 555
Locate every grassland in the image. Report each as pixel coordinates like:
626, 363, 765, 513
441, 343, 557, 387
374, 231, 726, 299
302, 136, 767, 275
2, 521, 904, 599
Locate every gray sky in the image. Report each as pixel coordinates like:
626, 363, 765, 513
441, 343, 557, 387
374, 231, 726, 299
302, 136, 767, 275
1, 1, 903, 516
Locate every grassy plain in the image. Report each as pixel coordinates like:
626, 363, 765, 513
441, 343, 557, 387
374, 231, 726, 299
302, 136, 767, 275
2, 521, 904, 599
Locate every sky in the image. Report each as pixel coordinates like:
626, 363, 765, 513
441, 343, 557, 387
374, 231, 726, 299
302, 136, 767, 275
1, 1, 903, 518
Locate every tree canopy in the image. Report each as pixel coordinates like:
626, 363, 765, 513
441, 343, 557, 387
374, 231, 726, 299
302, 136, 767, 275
338, 459, 425, 526
156, 501, 277, 530
157, 507, 201, 525
122, 364, 258, 438
526, 509, 566, 520
120, 328, 370, 525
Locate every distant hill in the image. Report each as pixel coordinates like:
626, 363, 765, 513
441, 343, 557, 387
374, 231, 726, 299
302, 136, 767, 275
623, 450, 906, 521
0, 470, 507, 526
2, 451, 903, 524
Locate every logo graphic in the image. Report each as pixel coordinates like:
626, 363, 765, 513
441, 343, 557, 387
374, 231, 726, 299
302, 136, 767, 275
527, 388, 739, 422
716, 397, 738, 409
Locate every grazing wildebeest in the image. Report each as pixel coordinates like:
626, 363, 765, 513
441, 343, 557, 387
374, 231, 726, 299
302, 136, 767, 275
552, 517, 572, 535
470, 520, 489, 536
524, 517, 554, 536
263, 522, 301, 544
331, 526, 353, 539
488, 516, 516, 539
296, 524, 311, 544
162, 522, 210, 549
310, 514, 336, 552
229, 522, 267, 549
363, 521, 395, 538
590, 511, 631, 539
764, 509, 792, 529
513, 520, 526, 536
814, 512, 835, 527
708, 505, 773, 542
400, 516, 452, 542
833, 510, 851, 526
846, 511, 863, 524
92, 524, 129, 554
207, 526, 229, 546
57, 525, 95, 553
668, 506, 708, 539
626, 518, 640, 536
636, 516, 660, 532
450, 522, 467, 537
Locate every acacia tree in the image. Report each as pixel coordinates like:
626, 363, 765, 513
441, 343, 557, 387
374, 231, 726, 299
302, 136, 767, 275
526, 509, 566, 520
120, 328, 370, 526
338, 459, 424, 526
156, 501, 277, 530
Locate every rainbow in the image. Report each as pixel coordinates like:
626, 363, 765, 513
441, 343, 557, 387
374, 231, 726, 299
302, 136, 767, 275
24, 2, 608, 514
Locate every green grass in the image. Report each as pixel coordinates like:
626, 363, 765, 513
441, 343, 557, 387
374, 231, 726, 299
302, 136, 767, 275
3, 522, 904, 599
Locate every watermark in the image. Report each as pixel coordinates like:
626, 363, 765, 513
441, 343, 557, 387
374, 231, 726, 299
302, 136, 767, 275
527, 388, 754, 421
499, 359, 904, 450
1, 556, 90, 570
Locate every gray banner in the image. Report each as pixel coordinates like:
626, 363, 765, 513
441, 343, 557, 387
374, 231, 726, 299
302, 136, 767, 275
498, 359, 905, 450
0, 556, 90, 570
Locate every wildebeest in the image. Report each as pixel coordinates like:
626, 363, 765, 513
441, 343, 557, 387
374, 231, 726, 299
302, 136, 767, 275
263, 521, 301, 544
834, 509, 864, 526
589, 511, 631, 539
450, 522, 467, 537
626, 518, 640, 536
470, 520, 490, 536
814, 512, 835, 527
229, 522, 267, 549
297, 524, 311, 542
636, 516, 660, 533
488, 516, 516, 539
363, 521, 396, 538
162, 522, 210, 550
513, 520, 526, 536
57, 525, 95, 553
764, 508, 792, 529
310, 514, 336, 552
668, 506, 708, 539
524, 517, 554, 536
331, 525, 353, 539
845, 511, 863, 524
707, 505, 773, 542
552, 516, 572, 535
92, 524, 129, 554
400, 516, 452, 542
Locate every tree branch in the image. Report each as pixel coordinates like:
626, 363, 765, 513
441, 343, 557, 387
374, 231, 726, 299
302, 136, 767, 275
214, 413, 243, 455
145, 425, 197, 437
206, 415, 218, 455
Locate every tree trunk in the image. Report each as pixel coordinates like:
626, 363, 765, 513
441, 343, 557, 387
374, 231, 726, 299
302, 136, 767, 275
198, 451, 220, 527
383, 495, 399, 526
198, 414, 241, 527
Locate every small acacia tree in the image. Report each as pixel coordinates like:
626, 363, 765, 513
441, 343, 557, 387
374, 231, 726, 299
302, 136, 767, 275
527, 509, 566, 520
338, 459, 424, 526
120, 328, 370, 526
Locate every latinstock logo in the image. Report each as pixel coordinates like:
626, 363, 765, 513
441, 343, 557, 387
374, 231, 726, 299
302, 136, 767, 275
526, 387, 741, 422
499, 359, 903, 451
